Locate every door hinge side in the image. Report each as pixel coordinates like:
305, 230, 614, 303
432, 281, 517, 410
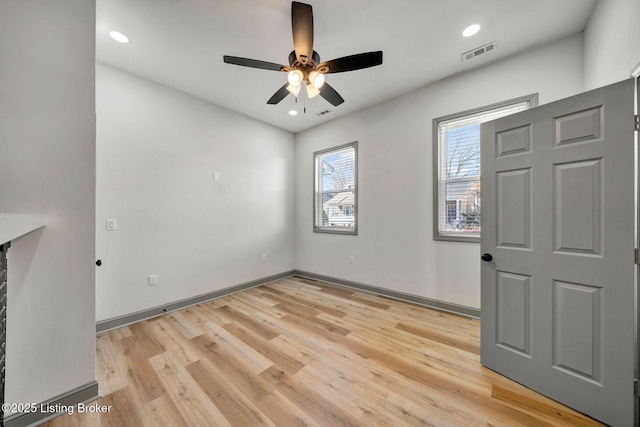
635, 115, 640, 131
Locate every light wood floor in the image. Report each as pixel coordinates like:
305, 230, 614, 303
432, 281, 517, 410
44, 276, 603, 426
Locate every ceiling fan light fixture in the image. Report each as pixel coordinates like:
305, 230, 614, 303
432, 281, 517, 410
306, 82, 321, 98
109, 30, 130, 43
309, 71, 325, 89
462, 24, 481, 37
287, 69, 304, 87
286, 84, 301, 97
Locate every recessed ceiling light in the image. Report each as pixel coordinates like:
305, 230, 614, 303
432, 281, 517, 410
109, 30, 130, 43
462, 24, 481, 37
288, 110, 298, 116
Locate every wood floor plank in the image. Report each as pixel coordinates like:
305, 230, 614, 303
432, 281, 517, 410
252, 311, 331, 353
42, 276, 603, 427
148, 351, 231, 426
256, 391, 323, 427
491, 384, 603, 427
164, 311, 203, 339
107, 325, 133, 341
42, 404, 103, 427
145, 317, 201, 367
218, 293, 279, 318
95, 332, 128, 396
142, 394, 189, 427
260, 291, 323, 318
190, 334, 276, 403
98, 386, 145, 427
236, 289, 288, 310
281, 311, 351, 338
280, 276, 324, 290
202, 321, 273, 374
385, 391, 482, 427
126, 322, 166, 360
267, 368, 365, 427
262, 281, 349, 318
301, 353, 410, 427
237, 289, 280, 308
320, 343, 489, 426
345, 294, 391, 310
186, 358, 277, 427
396, 321, 480, 354
222, 321, 304, 375
189, 301, 232, 327
180, 305, 215, 328
120, 335, 165, 404
215, 304, 281, 340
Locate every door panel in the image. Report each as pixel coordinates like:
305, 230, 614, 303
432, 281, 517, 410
481, 79, 636, 426
496, 168, 531, 249
496, 271, 531, 356
552, 280, 601, 382
553, 159, 602, 254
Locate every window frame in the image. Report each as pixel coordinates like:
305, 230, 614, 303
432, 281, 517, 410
313, 141, 358, 235
432, 94, 538, 243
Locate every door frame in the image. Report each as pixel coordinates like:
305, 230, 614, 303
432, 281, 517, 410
632, 61, 640, 427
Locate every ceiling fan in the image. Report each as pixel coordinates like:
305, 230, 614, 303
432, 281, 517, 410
223, 1, 383, 107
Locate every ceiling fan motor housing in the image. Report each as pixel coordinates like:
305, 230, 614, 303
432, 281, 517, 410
289, 50, 320, 69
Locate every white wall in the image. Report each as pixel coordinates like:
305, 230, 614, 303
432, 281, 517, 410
584, 0, 640, 89
295, 34, 585, 309
96, 63, 296, 321
0, 0, 96, 407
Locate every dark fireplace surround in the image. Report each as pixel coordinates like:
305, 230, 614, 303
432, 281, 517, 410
0, 242, 7, 427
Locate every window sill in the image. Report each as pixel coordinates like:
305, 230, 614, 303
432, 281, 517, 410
314, 227, 357, 236
433, 233, 480, 243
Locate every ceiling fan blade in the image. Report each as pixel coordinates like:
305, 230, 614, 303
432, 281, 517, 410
317, 51, 383, 74
223, 56, 287, 72
267, 83, 290, 105
319, 82, 344, 106
291, 2, 314, 65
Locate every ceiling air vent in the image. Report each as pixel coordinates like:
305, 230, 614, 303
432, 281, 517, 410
317, 109, 332, 116
461, 41, 497, 62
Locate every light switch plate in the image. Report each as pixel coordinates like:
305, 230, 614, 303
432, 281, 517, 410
106, 219, 116, 230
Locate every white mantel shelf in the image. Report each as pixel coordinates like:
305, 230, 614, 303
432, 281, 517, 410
0, 213, 47, 245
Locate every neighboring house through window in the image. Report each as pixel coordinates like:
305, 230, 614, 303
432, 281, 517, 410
314, 142, 357, 234
433, 94, 537, 242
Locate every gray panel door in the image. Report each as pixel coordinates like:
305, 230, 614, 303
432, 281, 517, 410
481, 79, 636, 426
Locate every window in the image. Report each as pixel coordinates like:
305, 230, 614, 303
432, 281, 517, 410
433, 94, 537, 242
314, 142, 357, 234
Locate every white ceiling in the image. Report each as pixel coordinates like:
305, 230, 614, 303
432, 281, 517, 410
96, 0, 597, 133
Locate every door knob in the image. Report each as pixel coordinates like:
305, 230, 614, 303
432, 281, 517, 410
481, 253, 493, 262
96, 259, 102, 266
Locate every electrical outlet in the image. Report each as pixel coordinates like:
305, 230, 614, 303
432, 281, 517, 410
148, 274, 157, 286
262, 254, 267, 262
213, 172, 220, 181
349, 256, 355, 264
106, 219, 116, 230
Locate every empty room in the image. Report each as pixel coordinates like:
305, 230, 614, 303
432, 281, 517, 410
1, 0, 640, 426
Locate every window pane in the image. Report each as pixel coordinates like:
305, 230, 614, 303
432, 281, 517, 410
318, 148, 355, 192
314, 143, 357, 234
444, 123, 480, 179
443, 180, 480, 233
316, 190, 355, 228
434, 95, 536, 241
